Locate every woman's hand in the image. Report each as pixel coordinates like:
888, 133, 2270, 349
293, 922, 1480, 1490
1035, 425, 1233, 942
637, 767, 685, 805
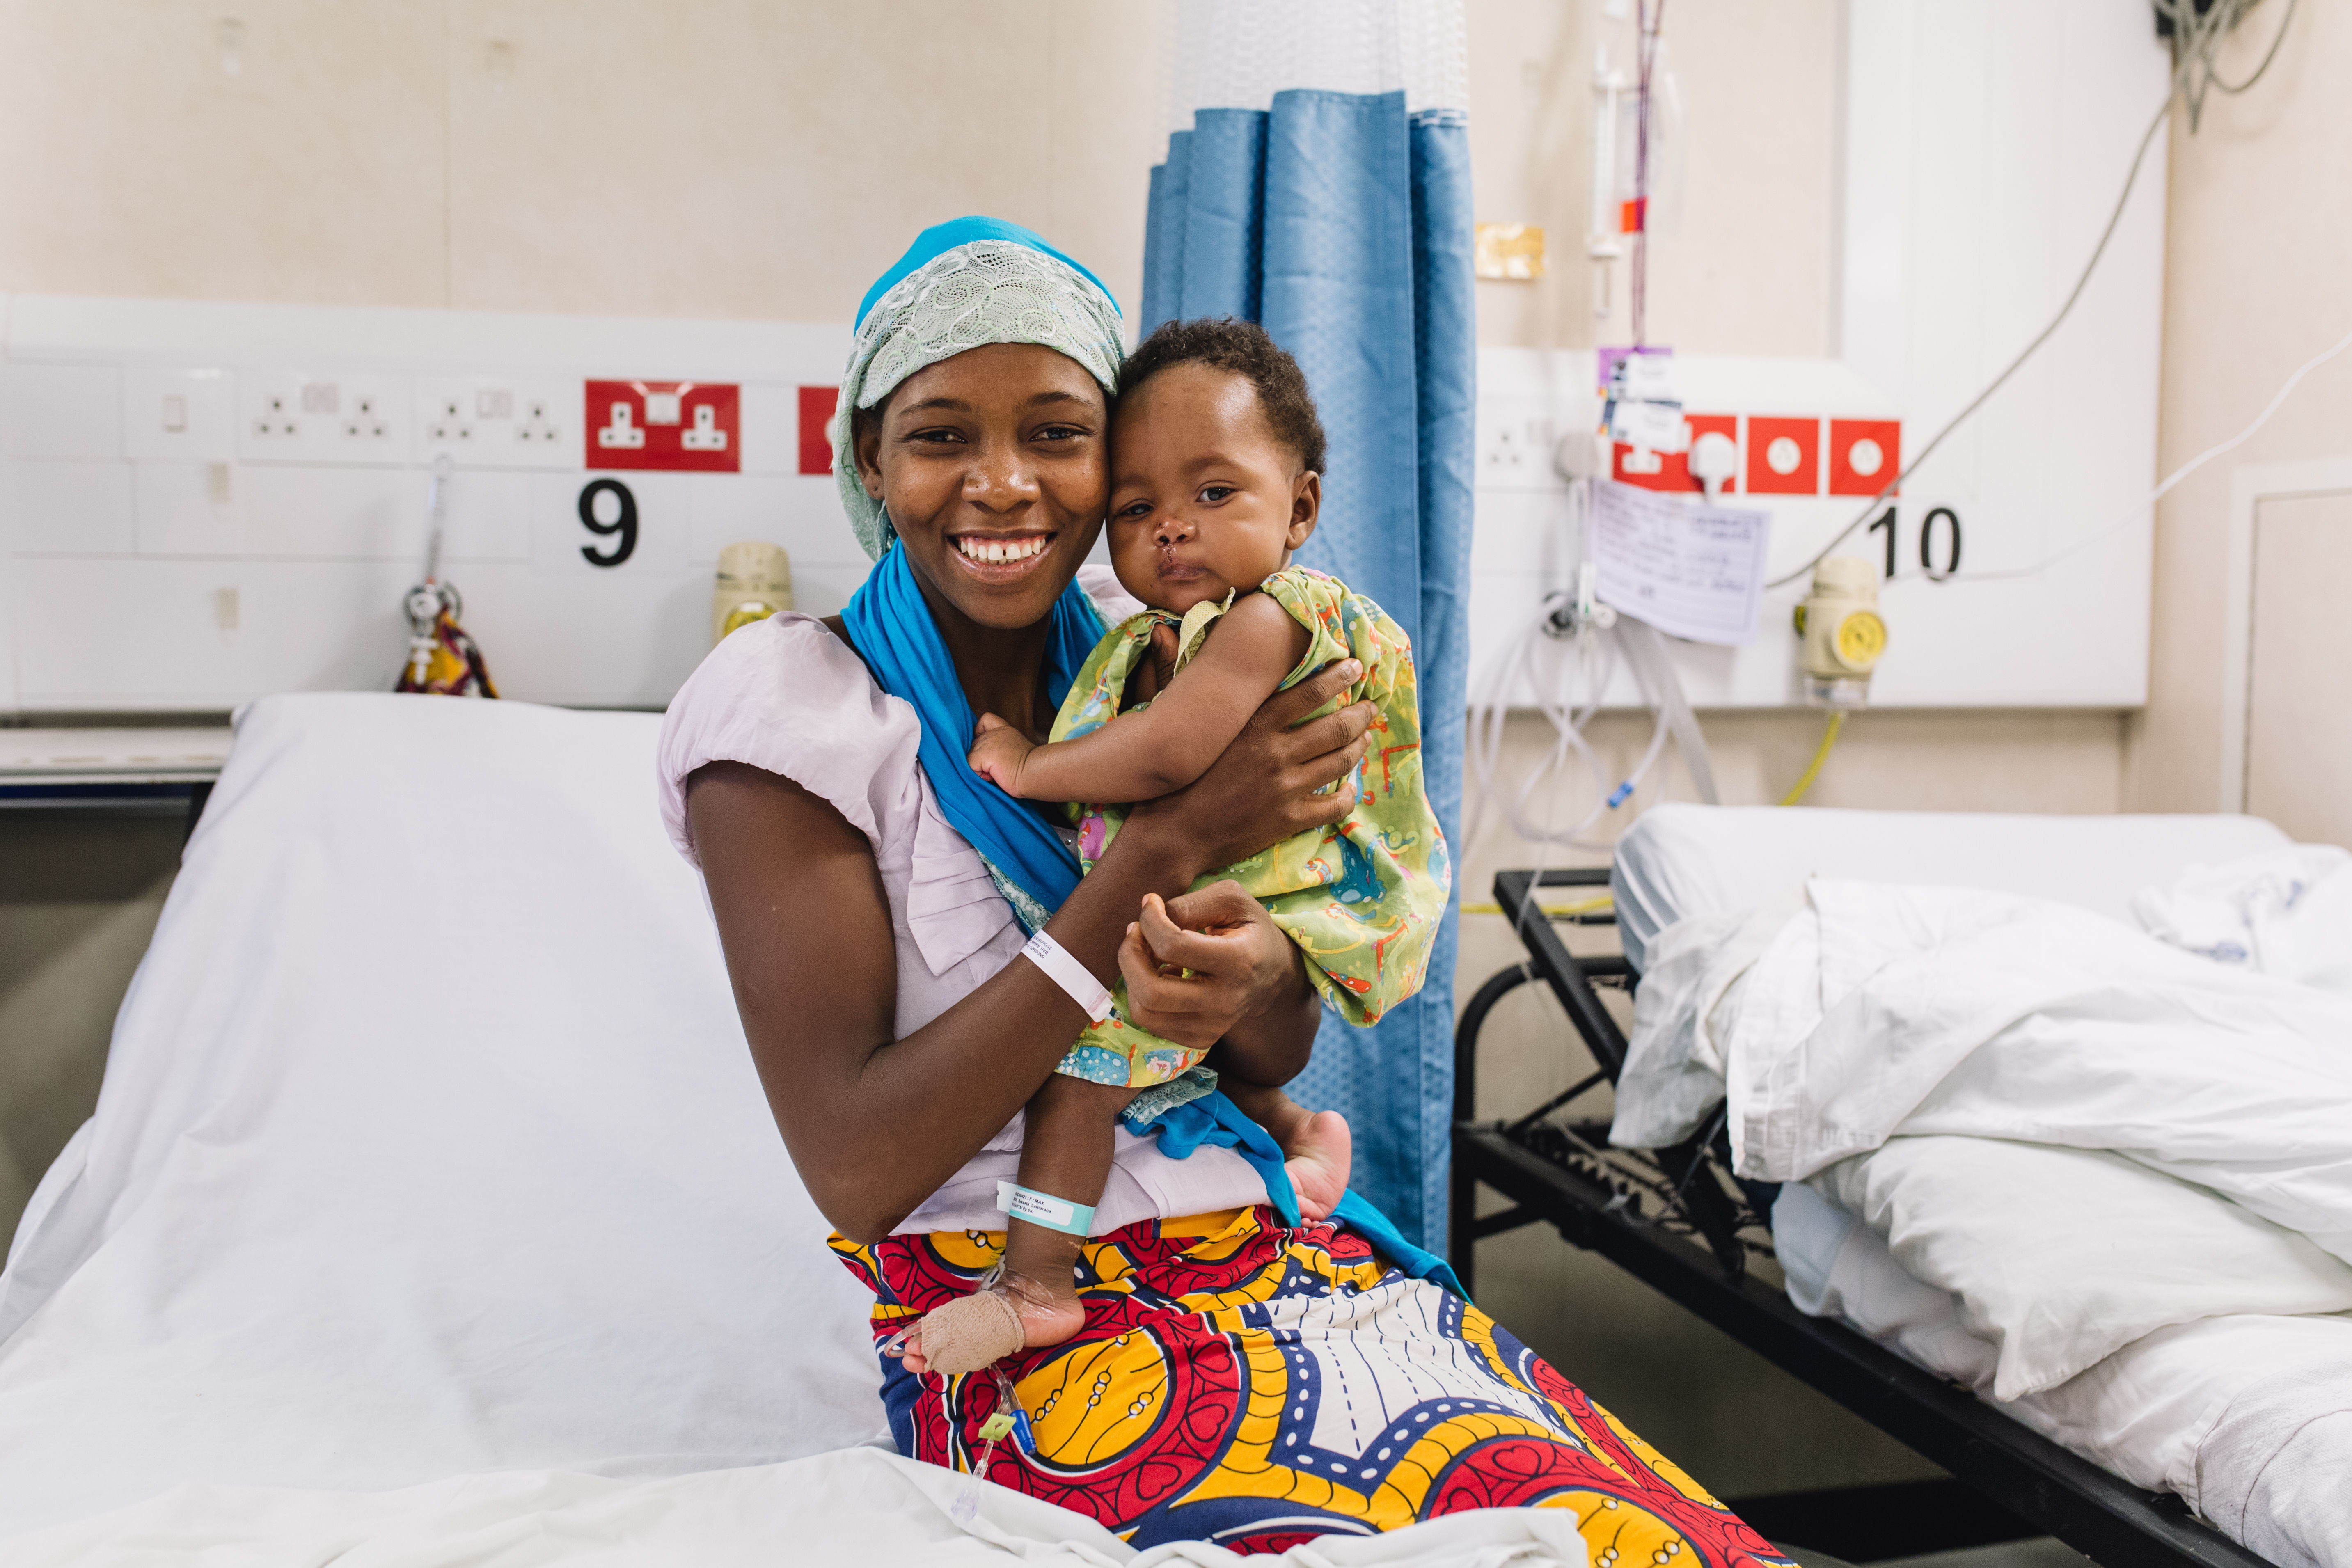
1127, 659, 1376, 874
1118, 884, 1301, 1050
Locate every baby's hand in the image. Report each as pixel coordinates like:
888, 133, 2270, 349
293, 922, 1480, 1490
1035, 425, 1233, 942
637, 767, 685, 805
969, 713, 1035, 795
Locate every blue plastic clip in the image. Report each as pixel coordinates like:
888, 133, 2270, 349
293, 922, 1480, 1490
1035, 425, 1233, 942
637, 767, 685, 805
1606, 781, 1635, 808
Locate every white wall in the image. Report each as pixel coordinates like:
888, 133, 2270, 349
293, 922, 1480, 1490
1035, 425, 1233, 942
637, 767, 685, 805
0, 1, 1163, 325
2129, 0, 2352, 815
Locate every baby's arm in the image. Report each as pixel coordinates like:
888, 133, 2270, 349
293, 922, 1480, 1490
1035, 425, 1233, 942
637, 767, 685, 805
972, 594, 1310, 802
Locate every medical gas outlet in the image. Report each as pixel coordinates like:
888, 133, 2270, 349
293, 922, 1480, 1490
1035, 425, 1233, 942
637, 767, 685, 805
1793, 556, 1886, 707
712, 541, 793, 644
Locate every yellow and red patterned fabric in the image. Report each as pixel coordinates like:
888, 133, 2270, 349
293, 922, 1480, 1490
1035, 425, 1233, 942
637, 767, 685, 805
831, 1205, 1789, 1560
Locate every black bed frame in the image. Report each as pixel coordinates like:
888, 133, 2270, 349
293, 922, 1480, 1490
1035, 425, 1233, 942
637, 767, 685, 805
1450, 868, 2279, 1568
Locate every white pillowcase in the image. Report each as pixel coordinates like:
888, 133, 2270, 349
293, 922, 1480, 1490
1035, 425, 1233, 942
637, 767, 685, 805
1810, 1135, 2352, 1400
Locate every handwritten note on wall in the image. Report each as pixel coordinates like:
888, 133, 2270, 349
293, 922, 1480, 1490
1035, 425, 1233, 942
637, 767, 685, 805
1591, 478, 1772, 646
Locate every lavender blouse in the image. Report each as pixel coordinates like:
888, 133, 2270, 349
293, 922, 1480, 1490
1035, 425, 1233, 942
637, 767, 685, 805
655, 570, 1267, 1237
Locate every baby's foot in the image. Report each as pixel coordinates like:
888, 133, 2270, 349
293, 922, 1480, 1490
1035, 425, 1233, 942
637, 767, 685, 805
1284, 1110, 1353, 1222
895, 1273, 1086, 1378
1015, 1286, 1086, 1352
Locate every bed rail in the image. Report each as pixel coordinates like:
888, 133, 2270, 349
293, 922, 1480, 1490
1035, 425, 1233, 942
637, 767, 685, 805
1450, 867, 2279, 1568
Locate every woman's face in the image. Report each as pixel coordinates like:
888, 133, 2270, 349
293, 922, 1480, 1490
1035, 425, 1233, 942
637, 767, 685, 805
854, 343, 1108, 631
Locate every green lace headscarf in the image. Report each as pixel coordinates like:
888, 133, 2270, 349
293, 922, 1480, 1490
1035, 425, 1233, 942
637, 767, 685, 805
834, 217, 1126, 561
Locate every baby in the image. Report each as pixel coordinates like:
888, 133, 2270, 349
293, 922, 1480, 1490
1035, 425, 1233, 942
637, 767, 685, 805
902, 318, 1450, 1377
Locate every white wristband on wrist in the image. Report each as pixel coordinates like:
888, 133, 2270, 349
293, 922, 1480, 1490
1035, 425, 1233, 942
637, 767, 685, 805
1020, 929, 1113, 1023
996, 1181, 1097, 1236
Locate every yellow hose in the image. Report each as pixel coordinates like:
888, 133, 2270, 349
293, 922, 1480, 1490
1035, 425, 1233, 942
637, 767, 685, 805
1461, 893, 1615, 918
1780, 711, 1845, 806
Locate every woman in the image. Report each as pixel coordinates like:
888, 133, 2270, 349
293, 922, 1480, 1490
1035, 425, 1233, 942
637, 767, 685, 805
659, 217, 1784, 1561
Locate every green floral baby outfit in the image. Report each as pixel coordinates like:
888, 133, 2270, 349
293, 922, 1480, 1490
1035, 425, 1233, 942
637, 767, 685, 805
1048, 566, 1451, 1090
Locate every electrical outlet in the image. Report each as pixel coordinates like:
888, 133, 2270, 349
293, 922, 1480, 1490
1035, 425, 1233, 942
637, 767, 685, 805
1475, 395, 1601, 493
424, 392, 477, 447
1477, 401, 1564, 492
414, 378, 579, 470
341, 391, 394, 444
516, 395, 564, 450
238, 371, 413, 465
252, 389, 302, 442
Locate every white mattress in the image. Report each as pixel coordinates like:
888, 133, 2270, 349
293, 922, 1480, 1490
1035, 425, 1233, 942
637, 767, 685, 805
1610, 802, 2292, 971
0, 694, 891, 1534
0, 1444, 1598, 1566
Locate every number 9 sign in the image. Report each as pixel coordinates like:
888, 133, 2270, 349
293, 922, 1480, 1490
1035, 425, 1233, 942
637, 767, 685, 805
529, 471, 688, 575
577, 478, 637, 567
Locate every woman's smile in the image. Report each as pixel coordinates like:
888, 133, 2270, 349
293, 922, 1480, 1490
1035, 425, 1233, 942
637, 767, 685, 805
948, 530, 1057, 579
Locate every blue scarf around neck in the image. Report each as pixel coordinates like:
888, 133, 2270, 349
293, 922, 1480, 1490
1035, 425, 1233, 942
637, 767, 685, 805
841, 542, 1104, 930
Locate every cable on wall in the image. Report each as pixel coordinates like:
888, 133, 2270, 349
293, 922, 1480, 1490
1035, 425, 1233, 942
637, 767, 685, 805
1766, 0, 2298, 592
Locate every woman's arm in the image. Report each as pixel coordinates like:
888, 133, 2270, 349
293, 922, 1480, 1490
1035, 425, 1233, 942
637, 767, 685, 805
971, 595, 1309, 803
690, 658, 1374, 1243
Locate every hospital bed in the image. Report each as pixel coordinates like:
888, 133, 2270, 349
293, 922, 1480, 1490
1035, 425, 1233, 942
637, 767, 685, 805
0, 693, 1595, 1565
1451, 806, 2334, 1568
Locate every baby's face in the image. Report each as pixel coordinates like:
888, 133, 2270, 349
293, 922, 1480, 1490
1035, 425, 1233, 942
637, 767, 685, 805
1107, 364, 1318, 616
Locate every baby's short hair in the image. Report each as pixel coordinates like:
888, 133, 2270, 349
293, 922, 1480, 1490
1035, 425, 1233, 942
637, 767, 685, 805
1120, 318, 1327, 476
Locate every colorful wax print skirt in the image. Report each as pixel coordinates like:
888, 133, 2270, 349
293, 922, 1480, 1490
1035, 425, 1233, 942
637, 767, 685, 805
1044, 567, 1452, 1092
830, 1205, 1789, 1561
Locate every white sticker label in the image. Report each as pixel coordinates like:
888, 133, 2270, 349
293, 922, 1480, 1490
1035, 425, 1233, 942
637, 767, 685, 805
1609, 399, 1689, 453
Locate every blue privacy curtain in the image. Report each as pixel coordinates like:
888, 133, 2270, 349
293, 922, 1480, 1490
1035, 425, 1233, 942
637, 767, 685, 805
1143, 93, 1475, 1249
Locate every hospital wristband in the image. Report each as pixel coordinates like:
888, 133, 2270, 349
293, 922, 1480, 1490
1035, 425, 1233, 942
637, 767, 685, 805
1019, 929, 1113, 1023
996, 1181, 1096, 1236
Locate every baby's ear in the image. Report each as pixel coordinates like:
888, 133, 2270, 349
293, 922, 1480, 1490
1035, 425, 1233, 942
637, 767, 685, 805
1286, 471, 1322, 549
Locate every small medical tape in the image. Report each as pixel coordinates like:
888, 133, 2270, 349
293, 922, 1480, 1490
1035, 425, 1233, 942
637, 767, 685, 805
996, 1180, 1096, 1236
1019, 929, 1113, 1023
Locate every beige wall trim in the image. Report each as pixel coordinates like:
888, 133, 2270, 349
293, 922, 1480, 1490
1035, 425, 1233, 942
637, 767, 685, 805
2219, 455, 2352, 810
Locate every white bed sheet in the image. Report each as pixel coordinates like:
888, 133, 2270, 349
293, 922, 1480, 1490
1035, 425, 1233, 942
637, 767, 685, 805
0, 1446, 1594, 1568
1777, 1184, 2352, 1568
1607, 805, 2352, 1564
1610, 803, 2289, 971
0, 694, 891, 1534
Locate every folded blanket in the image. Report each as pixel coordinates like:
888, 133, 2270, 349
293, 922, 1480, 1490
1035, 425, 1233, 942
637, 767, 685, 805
1620, 877, 2352, 1388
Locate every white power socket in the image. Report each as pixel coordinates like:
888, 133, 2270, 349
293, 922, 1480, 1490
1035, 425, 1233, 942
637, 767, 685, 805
237, 371, 413, 465
1476, 400, 1564, 494
1475, 395, 1603, 494
414, 378, 580, 470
